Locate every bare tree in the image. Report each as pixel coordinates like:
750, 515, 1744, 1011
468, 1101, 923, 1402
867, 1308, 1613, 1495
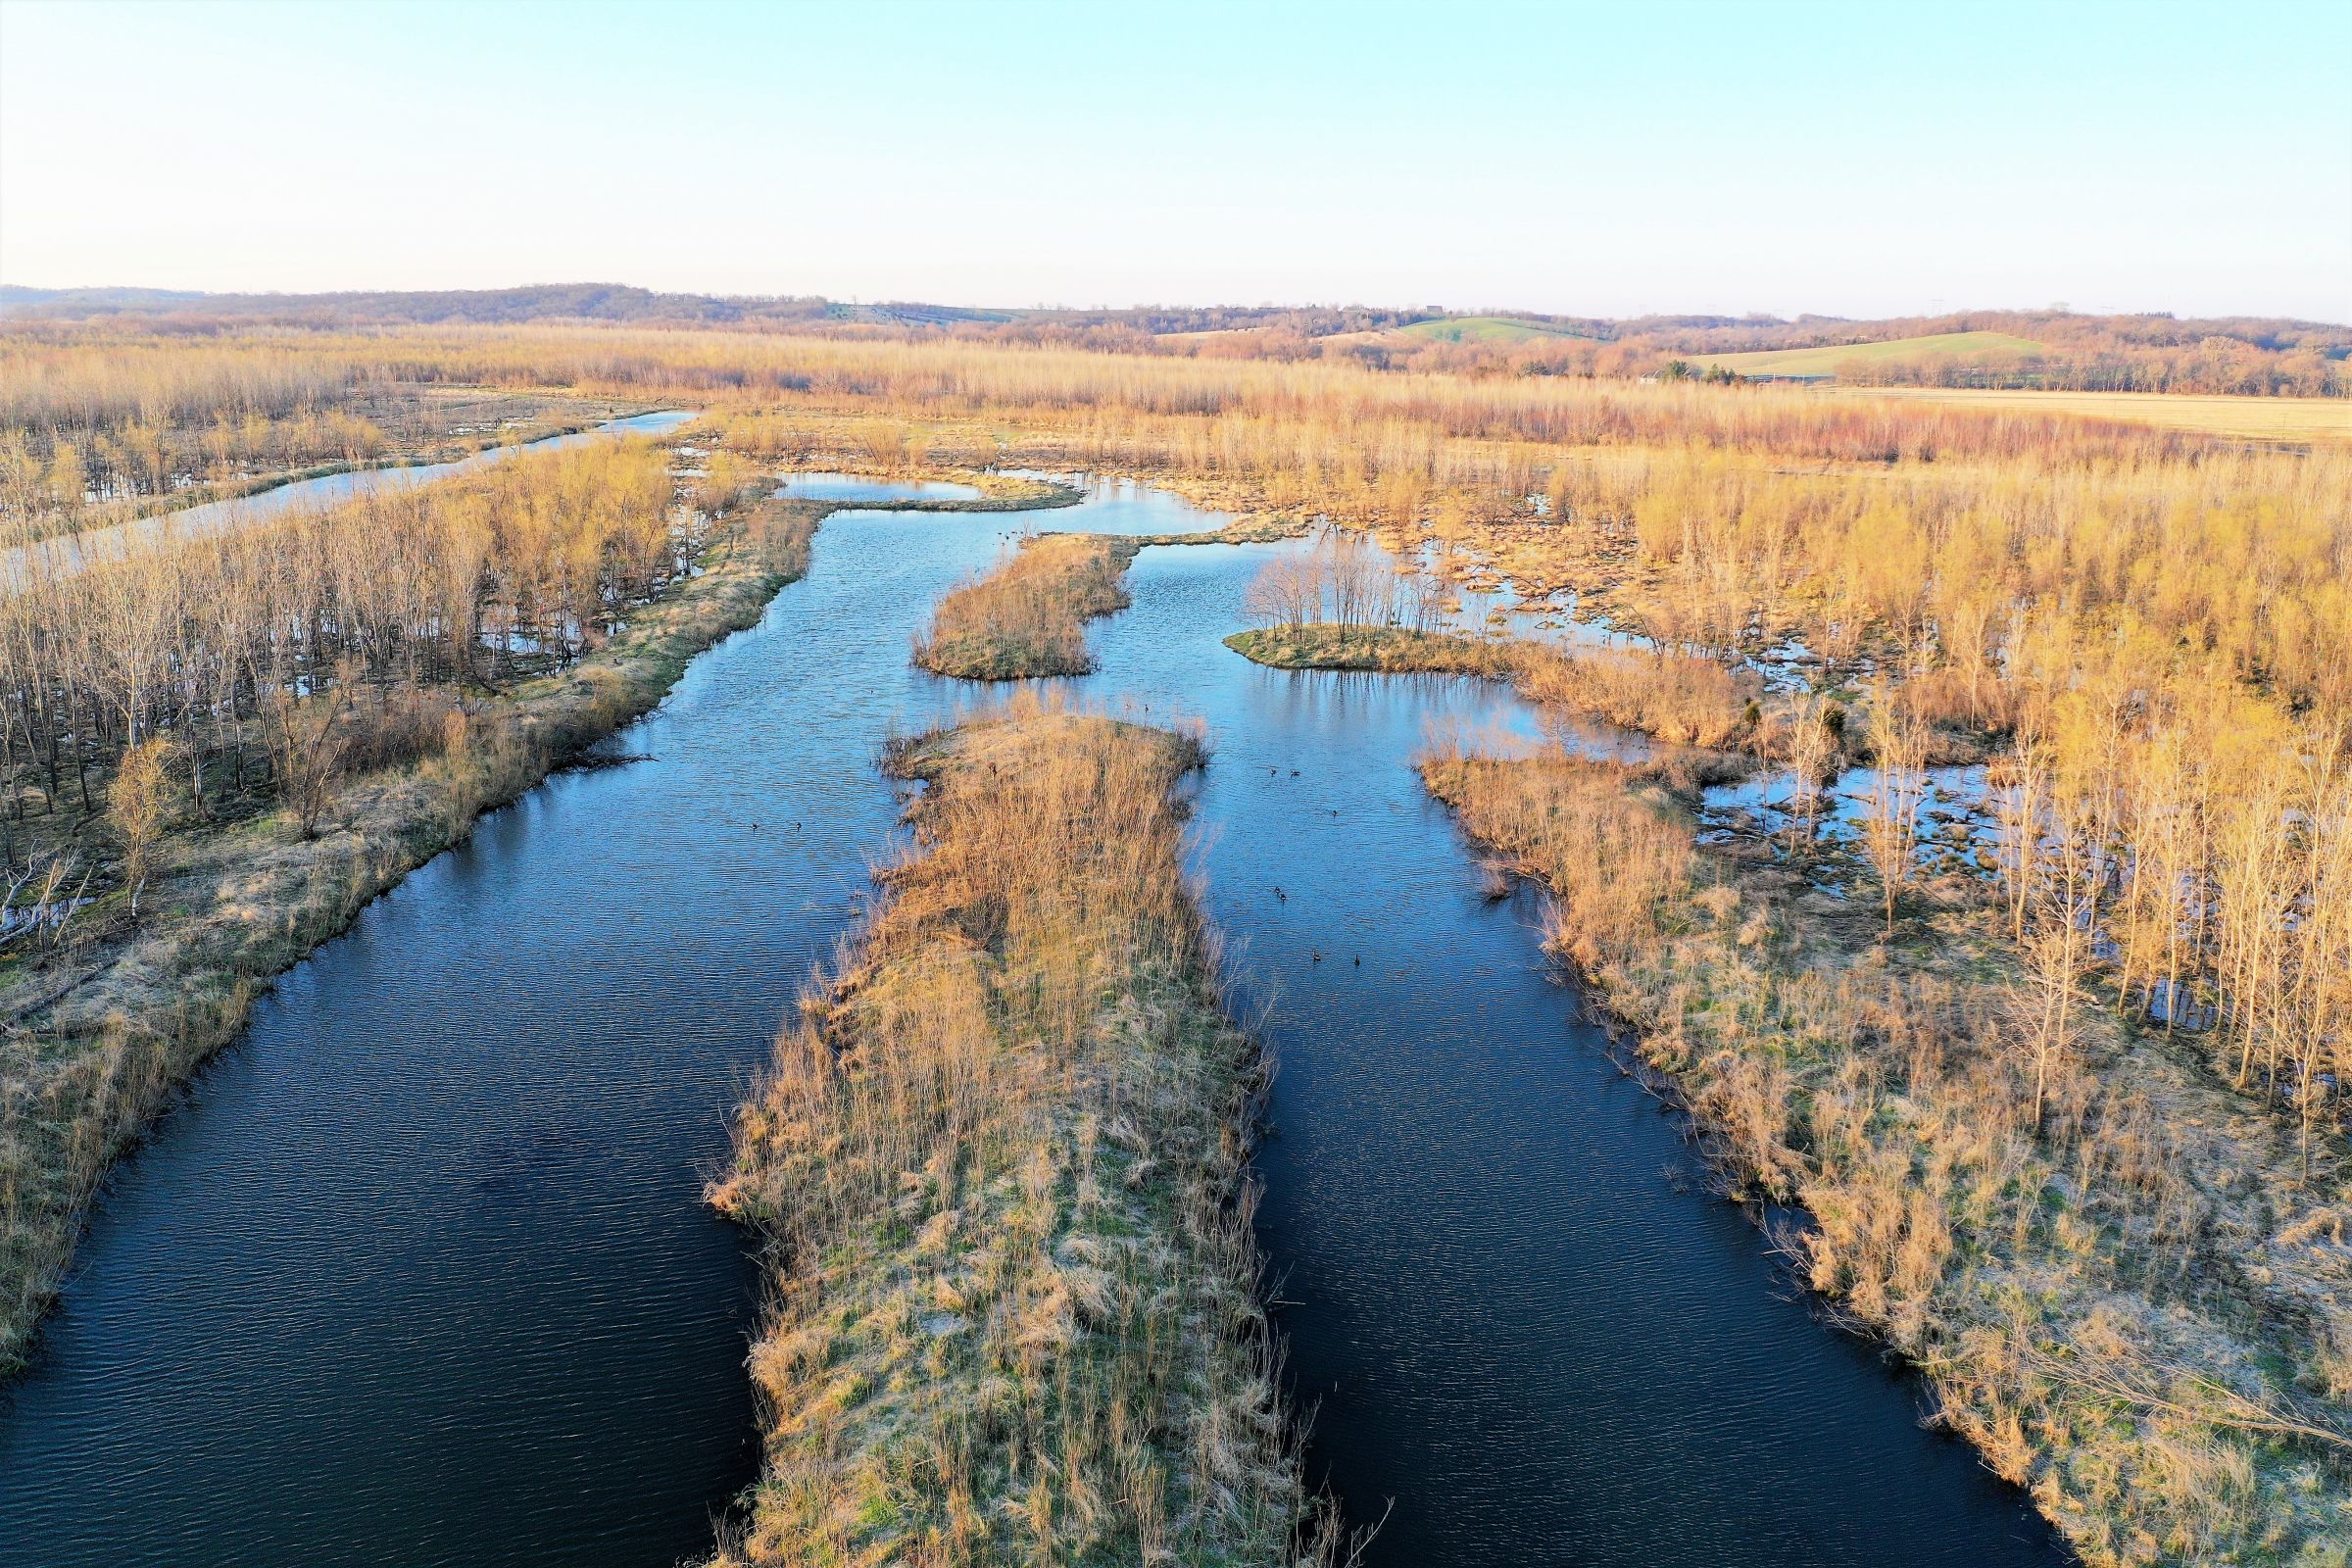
1862, 681, 1929, 938
262, 682, 352, 841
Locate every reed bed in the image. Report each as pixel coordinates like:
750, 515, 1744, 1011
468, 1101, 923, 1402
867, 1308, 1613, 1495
1421, 741, 2352, 1566
914, 533, 1141, 680
708, 700, 1332, 1567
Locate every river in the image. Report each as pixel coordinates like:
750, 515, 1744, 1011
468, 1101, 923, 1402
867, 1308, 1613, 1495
0, 475, 2068, 1565
1, 410, 698, 587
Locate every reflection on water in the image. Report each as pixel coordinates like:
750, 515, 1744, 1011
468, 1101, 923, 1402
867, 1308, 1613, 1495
0, 479, 2066, 1567
772, 470, 983, 504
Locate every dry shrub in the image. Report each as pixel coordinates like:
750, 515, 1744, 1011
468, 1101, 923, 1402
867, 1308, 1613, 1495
339, 682, 465, 774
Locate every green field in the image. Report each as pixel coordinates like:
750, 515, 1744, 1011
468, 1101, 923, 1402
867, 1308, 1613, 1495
1690, 329, 2047, 378
1398, 315, 1594, 344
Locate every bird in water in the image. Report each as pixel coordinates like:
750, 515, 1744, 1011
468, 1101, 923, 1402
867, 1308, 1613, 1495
1274, 886, 1287, 902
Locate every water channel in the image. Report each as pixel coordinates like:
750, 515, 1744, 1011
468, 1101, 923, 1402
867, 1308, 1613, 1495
0, 475, 2067, 1566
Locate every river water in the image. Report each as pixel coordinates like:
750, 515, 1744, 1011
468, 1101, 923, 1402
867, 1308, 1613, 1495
1, 410, 698, 586
0, 476, 2067, 1565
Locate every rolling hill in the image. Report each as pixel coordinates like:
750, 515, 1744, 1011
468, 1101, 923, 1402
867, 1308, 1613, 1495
1690, 329, 2048, 379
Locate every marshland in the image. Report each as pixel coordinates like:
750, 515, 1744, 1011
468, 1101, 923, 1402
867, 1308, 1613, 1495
0, 302, 2342, 1565
1, 10, 2347, 1555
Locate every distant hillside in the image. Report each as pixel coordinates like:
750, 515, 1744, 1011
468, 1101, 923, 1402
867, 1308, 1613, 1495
1691, 329, 2049, 380
0, 282, 835, 326
3, 285, 2337, 395
0, 285, 211, 314
1396, 315, 1601, 344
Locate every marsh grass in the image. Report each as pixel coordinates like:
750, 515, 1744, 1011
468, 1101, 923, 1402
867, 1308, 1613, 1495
1420, 739, 2352, 1565
915, 533, 1142, 681
1224, 623, 1505, 674
1228, 618, 1762, 753
709, 698, 1335, 1566
0, 480, 1053, 1375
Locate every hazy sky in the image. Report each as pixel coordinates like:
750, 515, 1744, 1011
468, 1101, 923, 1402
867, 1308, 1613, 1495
3, 0, 2346, 321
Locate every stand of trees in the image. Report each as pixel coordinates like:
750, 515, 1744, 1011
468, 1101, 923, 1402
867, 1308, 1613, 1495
0, 437, 692, 857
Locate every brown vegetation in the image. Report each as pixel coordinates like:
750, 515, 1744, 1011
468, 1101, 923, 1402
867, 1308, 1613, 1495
0, 427, 1070, 1373
6, 318, 2344, 1562
914, 533, 1141, 680
0, 326, 643, 544
708, 701, 1333, 1566
1421, 742, 2352, 1565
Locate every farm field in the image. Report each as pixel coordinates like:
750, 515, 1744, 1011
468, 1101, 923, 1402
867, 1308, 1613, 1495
1846, 383, 2352, 442
1690, 329, 2050, 378
1395, 314, 1595, 343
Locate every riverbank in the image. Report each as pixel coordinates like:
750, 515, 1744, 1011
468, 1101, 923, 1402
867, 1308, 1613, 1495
1229, 621, 1769, 762
0, 477, 1065, 1376
1226, 623, 1507, 674
1419, 743, 2352, 1566
3, 396, 654, 552
707, 702, 1329, 1565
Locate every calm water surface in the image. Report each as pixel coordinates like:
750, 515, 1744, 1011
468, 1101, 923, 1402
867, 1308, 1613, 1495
4, 410, 698, 586
0, 476, 2067, 1566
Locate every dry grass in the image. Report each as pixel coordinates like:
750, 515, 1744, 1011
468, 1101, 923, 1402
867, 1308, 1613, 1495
915, 533, 1142, 680
1510, 644, 1760, 750
708, 699, 1332, 1567
1843, 386, 2352, 445
0, 475, 1059, 1376
1223, 623, 1505, 674
1226, 618, 1760, 754
1421, 740, 2352, 1565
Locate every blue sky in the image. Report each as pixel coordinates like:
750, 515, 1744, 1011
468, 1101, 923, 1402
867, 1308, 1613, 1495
2, 0, 2345, 320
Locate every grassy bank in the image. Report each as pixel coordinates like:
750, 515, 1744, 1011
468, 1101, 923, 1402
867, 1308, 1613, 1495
1420, 744, 2352, 1565
708, 702, 1329, 1566
915, 532, 1144, 680
1228, 619, 1771, 754
0, 480, 1054, 1376
5, 392, 652, 551
1225, 623, 1507, 674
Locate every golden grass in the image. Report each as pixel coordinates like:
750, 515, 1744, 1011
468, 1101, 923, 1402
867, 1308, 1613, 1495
915, 533, 1141, 680
1421, 741, 2352, 1566
1844, 386, 2352, 444
1227, 613, 1760, 753
709, 700, 1331, 1566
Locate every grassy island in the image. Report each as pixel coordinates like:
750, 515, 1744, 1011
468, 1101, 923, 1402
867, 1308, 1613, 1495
709, 703, 1328, 1566
915, 532, 1143, 680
